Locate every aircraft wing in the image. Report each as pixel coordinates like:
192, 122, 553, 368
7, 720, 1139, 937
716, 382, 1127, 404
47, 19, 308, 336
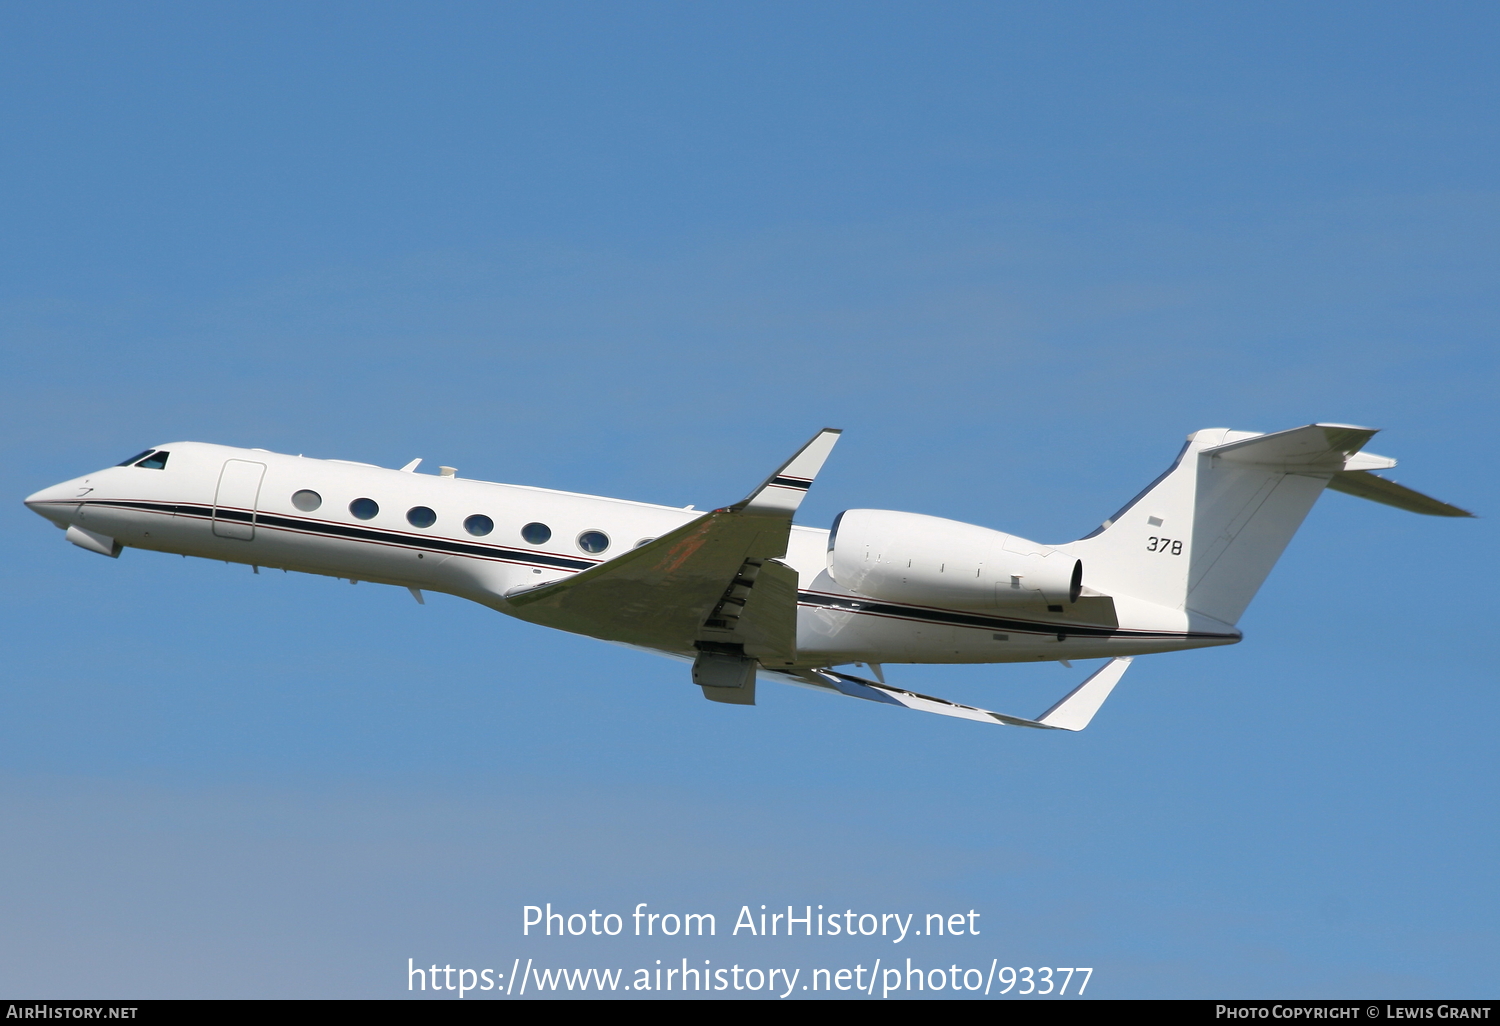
503, 429, 841, 661
765, 657, 1134, 730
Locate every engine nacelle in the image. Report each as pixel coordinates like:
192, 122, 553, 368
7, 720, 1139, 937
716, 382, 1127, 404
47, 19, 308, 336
827, 509, 1081, 610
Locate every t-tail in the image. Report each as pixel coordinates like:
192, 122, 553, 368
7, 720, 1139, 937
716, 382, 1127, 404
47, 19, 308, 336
1064, 424, 1472, 629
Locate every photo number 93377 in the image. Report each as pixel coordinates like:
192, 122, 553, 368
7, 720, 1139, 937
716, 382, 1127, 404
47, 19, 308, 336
996, 966, 1091, 995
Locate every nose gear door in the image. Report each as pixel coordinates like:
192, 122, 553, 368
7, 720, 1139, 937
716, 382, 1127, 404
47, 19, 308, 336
213, 460, 266, 540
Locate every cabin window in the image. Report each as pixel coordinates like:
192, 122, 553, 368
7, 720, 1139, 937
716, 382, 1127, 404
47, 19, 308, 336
578, 531, 610, 554
117, 449, 155, 466
292, 490, 322, 511
521, 522, 551, 545
135, 451, 169, 470
407, 506, 437, 528
464, 514, 494, 537
349, 498, 379, 520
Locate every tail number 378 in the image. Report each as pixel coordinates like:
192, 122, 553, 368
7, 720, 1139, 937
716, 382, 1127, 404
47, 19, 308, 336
1146, 537, 1182, 555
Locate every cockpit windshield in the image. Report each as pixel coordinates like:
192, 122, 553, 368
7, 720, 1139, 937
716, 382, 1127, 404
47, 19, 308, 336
117, 450, 170, 470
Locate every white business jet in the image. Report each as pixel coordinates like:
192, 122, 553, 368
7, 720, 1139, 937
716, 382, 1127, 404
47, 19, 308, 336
24, 425, 1470, 730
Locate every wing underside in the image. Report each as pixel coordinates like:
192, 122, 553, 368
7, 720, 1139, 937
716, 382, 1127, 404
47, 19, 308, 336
763, 657, 1134, 730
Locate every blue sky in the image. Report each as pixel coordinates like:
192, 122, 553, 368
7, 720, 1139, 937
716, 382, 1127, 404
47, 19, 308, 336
2, 1, 1496, 998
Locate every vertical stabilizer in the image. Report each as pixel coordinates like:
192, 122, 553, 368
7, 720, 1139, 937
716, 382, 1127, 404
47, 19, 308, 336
1065, 424, 1379, 626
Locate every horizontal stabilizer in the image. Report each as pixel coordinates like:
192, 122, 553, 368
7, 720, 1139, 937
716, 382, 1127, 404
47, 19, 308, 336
1342, 450, 1397, 472
770, 657, 1134, 730
1201, 423, 1378, 469
1326, 471, 1474, 517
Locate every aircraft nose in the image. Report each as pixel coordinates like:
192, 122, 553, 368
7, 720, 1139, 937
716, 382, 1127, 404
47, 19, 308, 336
24, 480, 83, 526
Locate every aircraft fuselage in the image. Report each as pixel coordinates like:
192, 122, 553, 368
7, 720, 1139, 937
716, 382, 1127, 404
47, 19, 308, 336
25, 442, 1240, 667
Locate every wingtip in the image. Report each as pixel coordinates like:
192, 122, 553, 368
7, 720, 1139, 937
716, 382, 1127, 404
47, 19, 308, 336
1035, 656, 1133, 731
735, 428, 844, 514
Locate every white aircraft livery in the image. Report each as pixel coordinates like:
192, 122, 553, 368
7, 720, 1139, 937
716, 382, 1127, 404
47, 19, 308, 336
24, 424, 1471, 730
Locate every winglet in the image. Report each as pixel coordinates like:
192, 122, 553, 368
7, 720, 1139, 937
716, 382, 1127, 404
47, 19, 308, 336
1034, 657, 1133, 731
732, 428, 842, 515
